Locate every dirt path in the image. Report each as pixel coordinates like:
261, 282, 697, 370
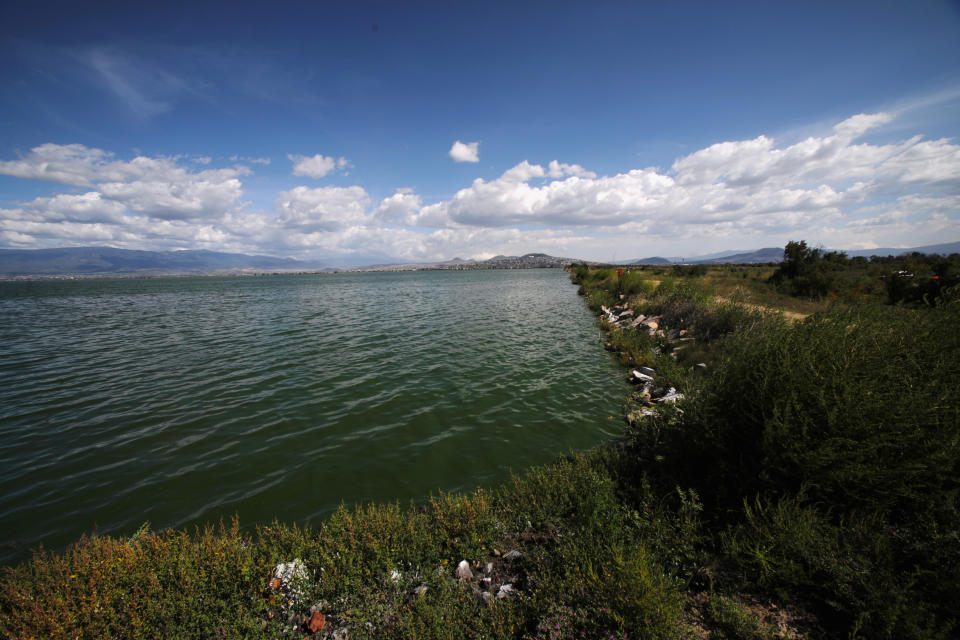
712, 296, 809, 321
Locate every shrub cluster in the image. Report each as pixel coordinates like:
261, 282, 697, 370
634, 302, 960, 637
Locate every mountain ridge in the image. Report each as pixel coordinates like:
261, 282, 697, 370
2, 241, 958, 277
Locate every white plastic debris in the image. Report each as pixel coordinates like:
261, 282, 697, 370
270, 559, 311, 608
657, 387, 684, 403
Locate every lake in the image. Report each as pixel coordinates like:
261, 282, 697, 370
0, 269, 626, 566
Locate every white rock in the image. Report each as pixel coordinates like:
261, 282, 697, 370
497, 583, 514, 599
503, 549, 523, 561
455, 559, 473, 581
631, 370, 654, 383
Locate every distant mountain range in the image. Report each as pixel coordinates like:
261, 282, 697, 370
627, 241, 960, 265
352, 253, 580, 271
1, 241, 958, 278
0, 247, 324, 277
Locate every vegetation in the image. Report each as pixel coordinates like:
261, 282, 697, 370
2, 242, 958, 638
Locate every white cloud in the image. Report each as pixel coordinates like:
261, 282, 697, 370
372, 190, 422, 225
79, 47, 195, 120
410, 114, 959, 245
0, 143, 113, 186
276, 185, 371, 231
1, 111, 958, 262
449, 140, 479, 163
547, 160, 597, 179
230, 155, 271, 165
288, 153, 350, 179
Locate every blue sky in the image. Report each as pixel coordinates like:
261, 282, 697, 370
1, 0, 959, 264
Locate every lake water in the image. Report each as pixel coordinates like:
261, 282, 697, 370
0, 269, 626, 566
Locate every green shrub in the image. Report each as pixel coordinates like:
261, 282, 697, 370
620, 271, 656, 296
644, 302, 960, 638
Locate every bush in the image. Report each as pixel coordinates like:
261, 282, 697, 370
641, 302, 960, 638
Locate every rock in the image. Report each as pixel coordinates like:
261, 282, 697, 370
503, 549, 523, 561
642, 319, 660, 331
455, 560, 473, 581
630, 370, 654, 384
497, 584, 514, 599
604, 342, 615, 351
636, 366, 656, 376
480, 591, 494, 605
306, 611, 326, 633
694, 362, 707, 373
485, 562, 493, 574
492, 548, 501, 557
618, 309, 634, 319
667, 328, 681, 341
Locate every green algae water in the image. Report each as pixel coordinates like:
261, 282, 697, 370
0, 269, 626, 565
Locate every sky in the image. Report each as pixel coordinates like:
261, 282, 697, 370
1, 0, 959, 265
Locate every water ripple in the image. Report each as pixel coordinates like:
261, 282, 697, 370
0, 270, 627, 565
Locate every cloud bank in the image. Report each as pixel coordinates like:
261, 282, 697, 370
2, 112, 958, 262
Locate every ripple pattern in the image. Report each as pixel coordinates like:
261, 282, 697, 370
0, 270, 626, 565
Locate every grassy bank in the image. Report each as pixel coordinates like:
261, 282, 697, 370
2, 258, 958, 639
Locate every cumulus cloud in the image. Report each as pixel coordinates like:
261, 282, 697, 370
1, 111, 958, 261
0, 143, 114, 186
0, 144, 251, 249
372, 190, 423, 225
410, 114, 959, 243
449, 140, 479, 163
276, 185, 371, 231
288, 153, 350, 179
547, 160, 597, 179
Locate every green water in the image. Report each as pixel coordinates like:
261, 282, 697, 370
0, 269, 627, 565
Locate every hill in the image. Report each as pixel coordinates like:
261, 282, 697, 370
0, 247, 322, 277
